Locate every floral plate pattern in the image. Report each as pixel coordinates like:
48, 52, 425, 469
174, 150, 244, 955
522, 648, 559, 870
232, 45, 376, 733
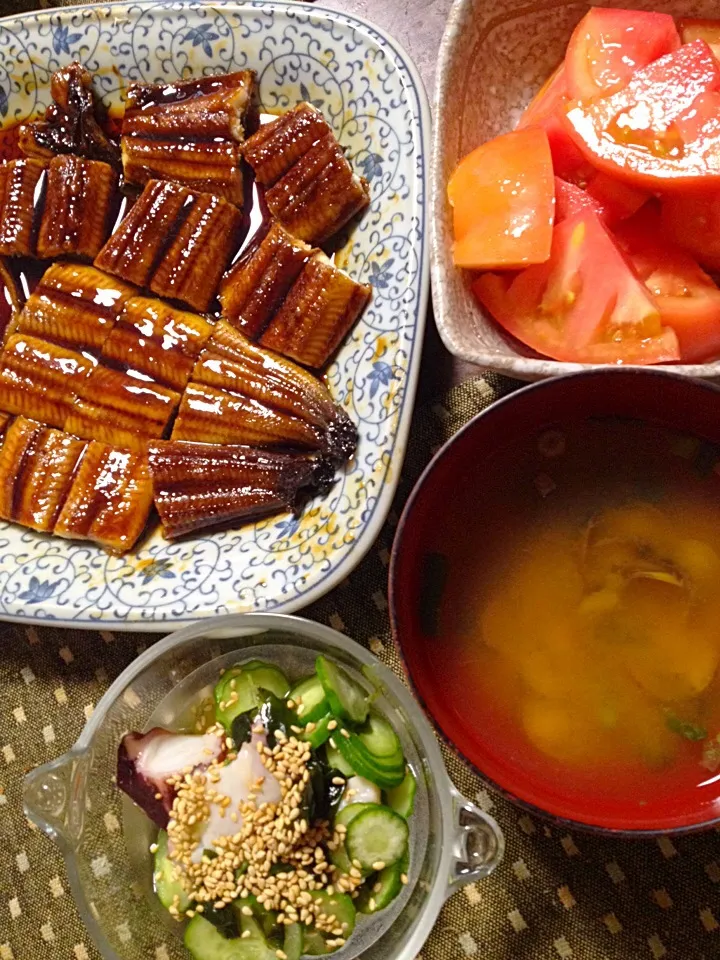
0, 0, 429, 629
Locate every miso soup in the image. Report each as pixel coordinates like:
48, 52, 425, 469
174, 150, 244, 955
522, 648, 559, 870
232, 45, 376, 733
430, 418, 720, 823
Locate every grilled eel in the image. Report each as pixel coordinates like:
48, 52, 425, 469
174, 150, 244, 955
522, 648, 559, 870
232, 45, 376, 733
148, 440, 333, 540
0, 416, 153, 552
219, 221, 371, 368
18, 62, 121, 168
95, 179, 243, 312
172, 321, 357, 462
121, 71, 258, 205
0, 156, 119, 259
243, 103, 370, 244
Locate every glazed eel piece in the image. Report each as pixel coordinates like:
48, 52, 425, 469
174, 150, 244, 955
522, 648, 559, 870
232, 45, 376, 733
0, 416, 153, 553
147, 441, 333, 540
172, 320, 357, 463
18, 62, 120, 168
219, 221, 371, 369
243, 102, 370, 244
0, 155, 119, 260
121, 70, 258, 205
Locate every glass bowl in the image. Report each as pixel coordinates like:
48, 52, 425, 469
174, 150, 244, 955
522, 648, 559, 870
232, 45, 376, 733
24, 613, 504, 960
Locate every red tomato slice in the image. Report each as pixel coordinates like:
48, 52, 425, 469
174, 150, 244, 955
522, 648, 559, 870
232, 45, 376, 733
614, 207, 720, 362
554, 177, 606, 223
679, 18, 720, 62
472, 210, 678, 364
565, 40, 720, 188
661, 187, 720, 270
584, 172, 648, 223
565, 8, 680, 101
518, 65, 593, 181
448, 127, 554, 269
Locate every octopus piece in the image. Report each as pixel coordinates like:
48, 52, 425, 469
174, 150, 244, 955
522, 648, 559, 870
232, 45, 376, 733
148, 440, 334, 540
0, 416, 86, 532
218, 221, 313, 337
243, 103, 370, 243
18, 62, 121, 168
94, 180, 243, 311
121, 70, 257, 205
259, 252, 371, 369
16, 263, 136, 354
54, 441, 153, 554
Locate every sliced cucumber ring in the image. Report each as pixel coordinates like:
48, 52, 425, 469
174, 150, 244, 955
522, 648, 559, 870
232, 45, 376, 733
385, 768, 417, 819
289, 674, 329, 723
316, 656, 369, 725
345, 805, 409, 872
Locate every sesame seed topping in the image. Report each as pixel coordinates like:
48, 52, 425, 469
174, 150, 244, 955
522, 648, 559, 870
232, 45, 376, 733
372, 861, 385, 871
401, 873, 409, 885
327, 720, 338, 731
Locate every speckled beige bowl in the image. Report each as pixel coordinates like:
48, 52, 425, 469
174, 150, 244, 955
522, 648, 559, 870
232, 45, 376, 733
430, 0, 720, 380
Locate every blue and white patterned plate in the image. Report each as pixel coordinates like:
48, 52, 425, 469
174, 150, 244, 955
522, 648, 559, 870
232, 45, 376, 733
0, 0, 429, 629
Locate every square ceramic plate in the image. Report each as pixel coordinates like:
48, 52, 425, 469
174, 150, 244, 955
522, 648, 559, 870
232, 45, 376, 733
0, 0, 429, 629
430, 0, 720, 380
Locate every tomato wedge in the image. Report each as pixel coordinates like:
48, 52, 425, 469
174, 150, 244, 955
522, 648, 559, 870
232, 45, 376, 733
679, 18, 720, 61
565, 40, 720, 189
554, 174, 647, 226
565, 8, 680, 101
661, 188, 720, 271
448, 127, 554, 269
472, 210, 678, 364
554, 178, 606, 223
517, 65, 593, 181
614, 207, 720, 362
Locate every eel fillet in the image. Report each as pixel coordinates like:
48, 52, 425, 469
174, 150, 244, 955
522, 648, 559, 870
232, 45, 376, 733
0, 416, 86, 532
54, 441, 153, 553
243, 103, 370, 243
18, 62, 121, 167
121, 71, 257, 205
172, 321, 356, 462
94, 179, 243, 311
148, 440, 333, 539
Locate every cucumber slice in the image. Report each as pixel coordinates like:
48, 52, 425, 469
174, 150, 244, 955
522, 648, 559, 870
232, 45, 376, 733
325, 742, 355, 777
214, 668, 259, 731
289, 674, 329, 723
358, 713, 403, 764
309, 890, 356, 941
316, 656, 369, 725
385, 769, 417, 818
334, 729, 405, 789
298, 713, 333, 750
184, 915, 274, 959
153, 830, 190, 912
283, 923, 303, 960
330, 804, 375, 874
356, 850, 409, 914
232, 895, 280, 944
243, 660, 290, 699
301, 930, 329, 956
345, 806, 409, 872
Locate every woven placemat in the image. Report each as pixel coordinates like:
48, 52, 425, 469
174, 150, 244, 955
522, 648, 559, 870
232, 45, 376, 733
1, 372, 719, 960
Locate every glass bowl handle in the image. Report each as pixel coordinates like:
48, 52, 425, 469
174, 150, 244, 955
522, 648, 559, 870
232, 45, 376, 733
24, 749, 87, 848
447, 785, 504, 896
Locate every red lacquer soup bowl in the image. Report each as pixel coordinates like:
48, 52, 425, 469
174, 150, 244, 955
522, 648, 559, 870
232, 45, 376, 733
390, 369, 720, 835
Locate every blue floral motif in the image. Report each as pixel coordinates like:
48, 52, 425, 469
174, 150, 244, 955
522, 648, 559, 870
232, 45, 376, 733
0, 0, 428, 628
138, 558, 175, 585
359, 152, 383, 182
368, 258, 395, 290
274, 514, 301, 538
299, 82, 324, 109
366, 360, 399, 399
18, 576, 60, 604
182, 23, 220, 58
52, 24, 82, 55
